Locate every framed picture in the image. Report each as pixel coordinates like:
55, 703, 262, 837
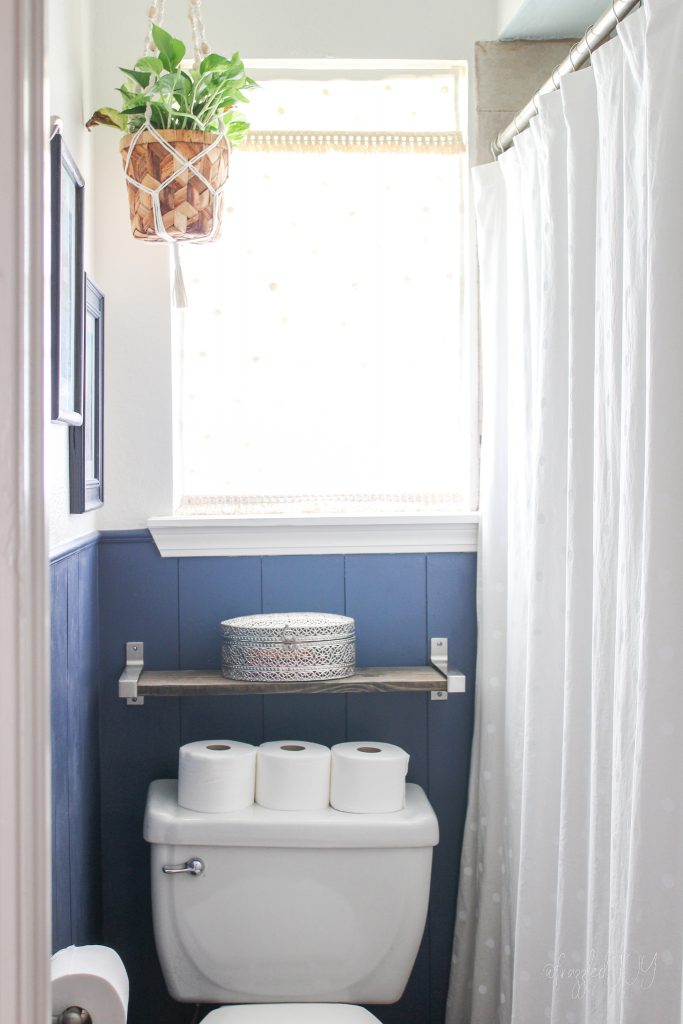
69, 277, 104, 513
51, 126, 84, 424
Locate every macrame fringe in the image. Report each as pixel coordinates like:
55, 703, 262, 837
139, 0, 216, 309
173, 243, 188, 308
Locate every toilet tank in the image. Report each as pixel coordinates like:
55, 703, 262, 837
144, 779, 439, 1005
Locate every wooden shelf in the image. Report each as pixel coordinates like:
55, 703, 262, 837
118, 639, 465, 704
137, 665, 447, 697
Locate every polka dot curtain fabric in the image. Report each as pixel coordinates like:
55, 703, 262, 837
448, 3, 683, 1022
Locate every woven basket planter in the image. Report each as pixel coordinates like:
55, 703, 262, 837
119, 129, 230, 243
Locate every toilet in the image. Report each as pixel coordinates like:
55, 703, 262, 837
144, 778, 439, 1021
202, 1008, 381, 1022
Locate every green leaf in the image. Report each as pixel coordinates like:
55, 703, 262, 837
119, 66, 150, 88
152, 101, 173, 128
90, 33, 255, 134
151, 24, 173, 70
85, 106, 128, 131
216, 77, 248, 98
136, 56, 164, 76
199, 52, 231, 74
119, 102, 147, 115
157, 71, 189, 103
155, 71, 177, 94
152, 23, 185, 71
126, 101, 171, 129
117, 83, 142, 102
226, 122, 250, 143
210, 53, 244, 77
220, 65, 245, 82
171, 37, 186, 68
177, 70, 194, 95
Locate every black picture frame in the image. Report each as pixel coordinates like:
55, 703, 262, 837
69, 277, 104, 513
51, 127, 85, 424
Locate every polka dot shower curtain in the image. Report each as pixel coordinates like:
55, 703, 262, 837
447, 2, 683, 1022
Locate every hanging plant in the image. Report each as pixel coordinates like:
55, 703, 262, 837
86, 8, 256, 247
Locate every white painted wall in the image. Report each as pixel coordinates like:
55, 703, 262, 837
88, 0, 497, 530
46, 0, 97, 550
48, 0, 590, 539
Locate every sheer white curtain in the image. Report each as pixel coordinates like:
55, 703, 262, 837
176, 70, 472, 514
447, 2, 683, 1022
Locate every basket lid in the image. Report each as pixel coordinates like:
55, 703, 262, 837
221, 612, 355, 645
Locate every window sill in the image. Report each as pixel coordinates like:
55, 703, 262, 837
147, 513, 479, 558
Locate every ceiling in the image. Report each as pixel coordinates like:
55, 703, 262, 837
501, 0, 607, 39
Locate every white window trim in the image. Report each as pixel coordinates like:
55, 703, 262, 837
246, 58, 466, 72
165, 60, 477, 557
148, 512, 479, 557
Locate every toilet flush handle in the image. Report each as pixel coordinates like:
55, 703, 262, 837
162, 858, 205, 876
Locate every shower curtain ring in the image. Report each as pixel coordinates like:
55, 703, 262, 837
568, 45, 580, 72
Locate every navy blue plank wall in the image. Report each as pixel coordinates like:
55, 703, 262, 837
50, 536, 102, 952
98, 531, 477, 1024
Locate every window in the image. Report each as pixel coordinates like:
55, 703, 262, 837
175, 62, 473, 518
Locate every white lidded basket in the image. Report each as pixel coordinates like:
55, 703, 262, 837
221, 612, 356, 682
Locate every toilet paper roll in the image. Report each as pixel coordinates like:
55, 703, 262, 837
178, 739, 257, 812
330, 741, 410, 813
51, 945, 129, 1024
256, 740, 331, 810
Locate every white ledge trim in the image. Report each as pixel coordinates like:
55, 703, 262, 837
148, 513, 479, 557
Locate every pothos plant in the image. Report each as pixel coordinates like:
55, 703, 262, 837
86, 24, 256, 142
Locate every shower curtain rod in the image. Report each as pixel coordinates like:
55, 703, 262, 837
491, 0, 641, 157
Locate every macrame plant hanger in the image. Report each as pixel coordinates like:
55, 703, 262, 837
123, 0, 230, 307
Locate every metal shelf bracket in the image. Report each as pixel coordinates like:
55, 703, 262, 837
119, 641, 145, 706
429, 637, 466, 701
118, 638, 464, 704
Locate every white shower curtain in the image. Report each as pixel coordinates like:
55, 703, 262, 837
447, 1, 683, 1022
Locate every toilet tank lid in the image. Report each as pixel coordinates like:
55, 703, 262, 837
143, 780, 439, 849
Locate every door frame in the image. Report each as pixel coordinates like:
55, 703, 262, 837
0, 0, 51, 1020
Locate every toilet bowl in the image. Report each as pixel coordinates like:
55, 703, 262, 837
203, 1006, 381, 1022
144, 778, 439, 1014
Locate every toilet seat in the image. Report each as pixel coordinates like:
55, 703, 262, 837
202, 1006, 381, 1023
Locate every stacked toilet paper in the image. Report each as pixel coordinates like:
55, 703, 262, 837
177, 738, 410, 813
179, 740, 257, 812
256, 740, 331, 810
330, 741, 410, 813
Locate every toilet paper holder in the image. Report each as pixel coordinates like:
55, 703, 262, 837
52, 1009, 91, 1024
